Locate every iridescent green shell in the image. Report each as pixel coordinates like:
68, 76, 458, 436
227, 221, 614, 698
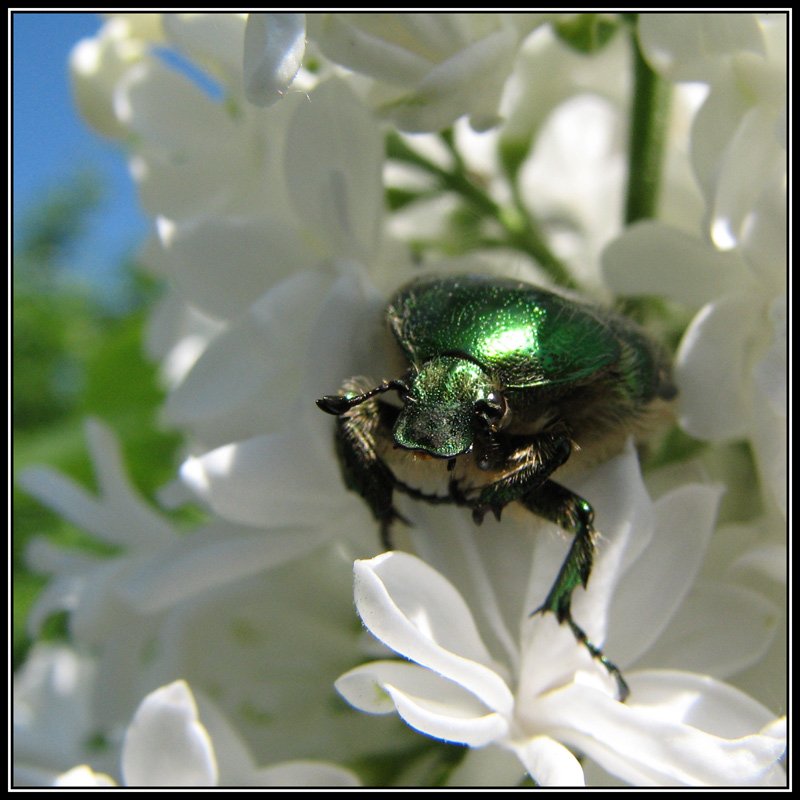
386, 275, 623, 389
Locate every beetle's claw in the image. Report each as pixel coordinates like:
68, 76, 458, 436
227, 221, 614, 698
316, 395, 349, 415
471, 500, 503, 525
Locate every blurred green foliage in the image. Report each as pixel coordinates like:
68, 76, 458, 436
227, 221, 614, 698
12, 174, 181, 668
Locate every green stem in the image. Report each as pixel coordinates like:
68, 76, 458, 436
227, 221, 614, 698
386, 132, 575, 288
624, 21, 672, 224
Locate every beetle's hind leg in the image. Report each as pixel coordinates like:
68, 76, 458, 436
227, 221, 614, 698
522, 480, 629, 702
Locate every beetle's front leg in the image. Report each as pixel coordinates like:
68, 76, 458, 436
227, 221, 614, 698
331, 394, 404, 550
460, 432, 572, 524
523, 480, 629, 701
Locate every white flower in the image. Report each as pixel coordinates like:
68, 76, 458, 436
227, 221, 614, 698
13, 645, 102, 785
53, 766, 117, 787
160, 13, 250, 96
177, 271, 401, 534
37, 677, 360, 787
335, 448, 785, 786
307, 13, 545, 132
72, 14, 299, 223
17, 420, 329, 728
15, 424, 401, 782
17, 12, 786, 788
142, 75, 390, 451
69, 16, 154, 139
603, 14, 786, 519
120, 680, 219, 786
119, 681, 360, 786
638, 13, 786, 251
76, 60, 399, 459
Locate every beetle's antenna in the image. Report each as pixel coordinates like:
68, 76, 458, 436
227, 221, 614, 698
317, 379, 409, 416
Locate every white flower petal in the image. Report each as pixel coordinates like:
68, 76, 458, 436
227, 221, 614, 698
445, 744, 527, 786
337, 659, 508, 746
181, 424, 345, 529
311, 14, 539, 132
385, 680, 508, 747
606, 482, 723, 664
602, 221, 748, 306
635, 583, 780, 679
156, 215, 318, 321
675, 295, 758, 440
638, 13, 765, 81
686, 26, 785, 241
69, 27, 147, 139
512, 735, 585, 787
630, 670, 784, 739
162, 270, 331, 432
740, 168, 786, 284
121, 681, 218, 787
299, 273, 394, 400
115, 58, 259, 220
22, 555, 88, 635
105, 13, 165, 42
534, 675, 785, 786
244, 13, 306, 106
145, 286, 224, 385
729, 542, 786, 587
354, 552, 514, 715
116, 57, 232, 154
14, 645, 96, 773
18, 419, 174, 547
386, 28, 518, 132
709, 106, 785, 251
115, 524, 327, 613
749, 296, 787, 518
25, 555, 128, 641
339, 659, 470, 711
163, 13, 247, 93
309, 13, 433, 85
162, 314, 276, 427
336, 661, 421, 715
187, 681, 362, 786
18, 466, 109, 541
53, 765, 117, 786
285, 78, 383, 262
144, 547, 405, 767
251, 760, 359, 786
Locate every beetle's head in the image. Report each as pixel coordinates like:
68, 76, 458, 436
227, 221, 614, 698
393, 355, 507, 459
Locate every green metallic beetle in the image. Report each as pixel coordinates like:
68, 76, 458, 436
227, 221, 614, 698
317, 274, 676, 699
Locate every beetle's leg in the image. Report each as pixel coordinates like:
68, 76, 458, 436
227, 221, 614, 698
462, 433, 572, 524
523, 480, 629, 701
332, 397, 405, 550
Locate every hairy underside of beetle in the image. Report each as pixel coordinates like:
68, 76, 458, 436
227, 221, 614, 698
339, 372, 674, 508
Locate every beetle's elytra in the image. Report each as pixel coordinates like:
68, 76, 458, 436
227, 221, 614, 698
317, 274, 676, 700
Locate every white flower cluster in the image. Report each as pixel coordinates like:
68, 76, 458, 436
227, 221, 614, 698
15, 13, 785, 787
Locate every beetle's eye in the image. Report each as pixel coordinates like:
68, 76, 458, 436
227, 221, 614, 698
474, 392, 507, 431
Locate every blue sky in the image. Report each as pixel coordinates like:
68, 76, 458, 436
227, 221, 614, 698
12, 12, 148, 291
